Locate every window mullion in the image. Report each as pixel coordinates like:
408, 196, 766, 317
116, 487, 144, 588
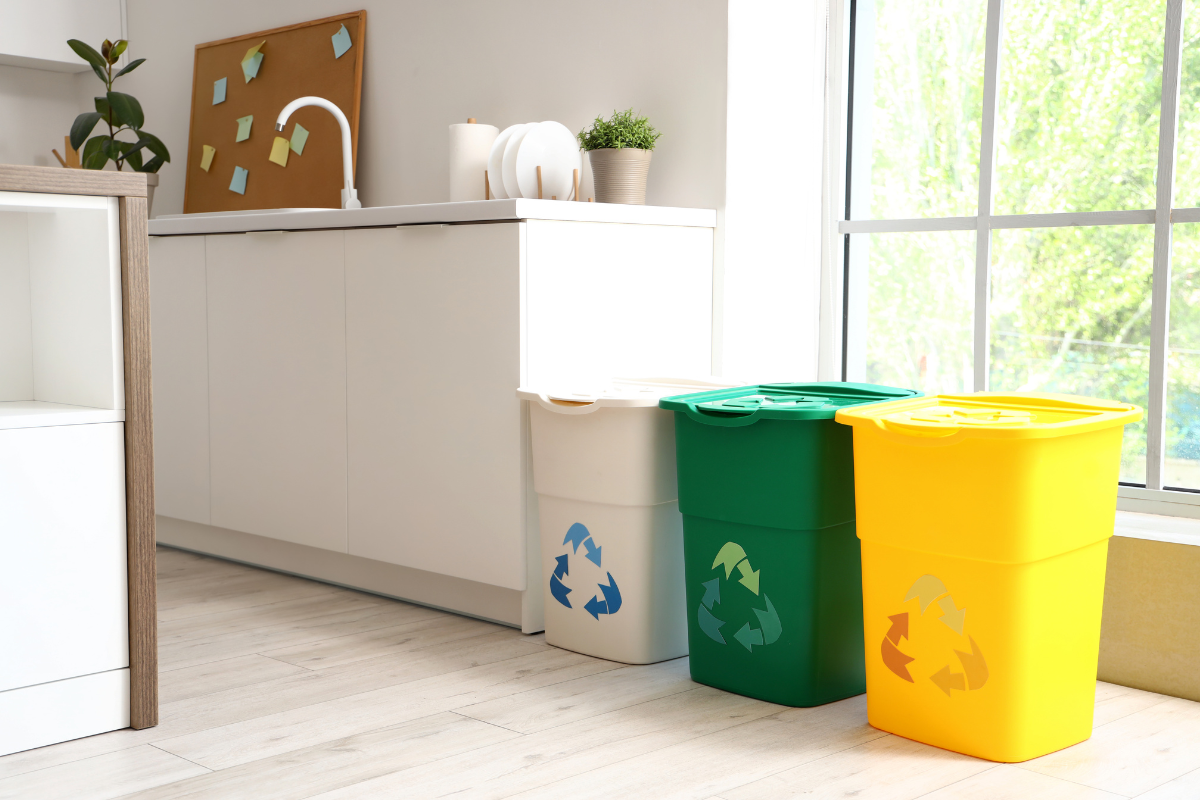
974, 0, 1005, 392
1147, 0, 1186, 491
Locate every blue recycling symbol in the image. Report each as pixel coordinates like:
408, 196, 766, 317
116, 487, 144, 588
549, 522, 622, 620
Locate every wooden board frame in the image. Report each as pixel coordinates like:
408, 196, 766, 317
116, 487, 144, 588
183, 12, 366, 214
0, 164, 158, 729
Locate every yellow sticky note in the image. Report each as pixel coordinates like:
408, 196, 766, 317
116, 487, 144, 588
241, 41, 265, 82
268, 136, 289, 167
200, 145, 216, 172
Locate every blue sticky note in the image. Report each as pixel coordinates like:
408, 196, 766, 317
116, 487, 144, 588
213, 77, 226, 105
331, 24, 352, 58
229, 166, 248, 195
241, 51, 263, 83
235, 115, 253, 142
290, 123, 309, 155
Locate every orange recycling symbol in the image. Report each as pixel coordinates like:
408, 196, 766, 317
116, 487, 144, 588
881, 574, 989, 697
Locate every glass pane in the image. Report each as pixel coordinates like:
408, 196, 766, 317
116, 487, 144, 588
1167, 223, 1200, 488
990, 226, 1153, 483
1172, 11, 1200, 207
860, 0, 987, 219
994, 0, 1165, 215
858, 231, 976, 393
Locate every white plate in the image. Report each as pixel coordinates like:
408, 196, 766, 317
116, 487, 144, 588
487, 124, 524, 199
502, 123, 536, 199
515, 121, 583, 201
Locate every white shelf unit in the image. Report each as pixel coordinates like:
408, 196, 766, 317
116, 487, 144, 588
0, 190, 131, 756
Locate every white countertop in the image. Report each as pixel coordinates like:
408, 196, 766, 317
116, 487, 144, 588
0, 401, 124, 430
148, 198, 717, 236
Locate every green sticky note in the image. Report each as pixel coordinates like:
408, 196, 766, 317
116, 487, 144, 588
331, 24, 352, 58
229, 166, 248, 195
242, 51, 263, 82
213, 77, 226, 105
236, 115, 253, 142
290, 123, 309, 155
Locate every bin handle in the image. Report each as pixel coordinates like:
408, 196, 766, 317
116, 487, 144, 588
530, 393, 604, 415
681, 401, 764, 427
871, 418, 971, 446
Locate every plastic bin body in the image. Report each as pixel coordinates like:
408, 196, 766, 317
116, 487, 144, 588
521, 379, 732, 664
836, 394, 1142, 762
661, 382, 920, 706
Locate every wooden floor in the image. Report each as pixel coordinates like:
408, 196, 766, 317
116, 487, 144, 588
3, 547, 1200, 799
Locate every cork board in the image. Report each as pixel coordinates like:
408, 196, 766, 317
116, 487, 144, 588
182, 12, 365, 214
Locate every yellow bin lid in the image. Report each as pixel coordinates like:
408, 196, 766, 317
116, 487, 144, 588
834, 392, 1142, 439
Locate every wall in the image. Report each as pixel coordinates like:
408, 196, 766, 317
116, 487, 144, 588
117, 0, 728, 217
0, 65, 93, 168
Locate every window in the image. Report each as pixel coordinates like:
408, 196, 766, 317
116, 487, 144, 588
840, 0, 1200, 505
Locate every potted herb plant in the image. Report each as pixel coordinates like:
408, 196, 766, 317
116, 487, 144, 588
577, 109, 661, 204
68, 38, 171, 214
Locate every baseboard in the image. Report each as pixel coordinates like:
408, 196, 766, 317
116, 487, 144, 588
0, 669, 130, 756
1100, 535, 1200, 702
156, 516, 527, 630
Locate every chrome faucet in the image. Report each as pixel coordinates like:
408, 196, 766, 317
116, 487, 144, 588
275, 96, 361, 209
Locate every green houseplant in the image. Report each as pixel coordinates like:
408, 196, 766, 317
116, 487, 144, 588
577, 109, 661, 205
68, 38, 170, 210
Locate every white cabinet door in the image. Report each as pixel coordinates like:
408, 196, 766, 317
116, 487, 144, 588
149, 235, 210, 524
525, 219, 714, 387
345, 224, 525, 589
205, 231, 349, 552
0, 423, 128, 692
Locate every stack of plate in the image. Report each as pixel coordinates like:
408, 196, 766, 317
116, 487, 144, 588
487, 121, 583, 200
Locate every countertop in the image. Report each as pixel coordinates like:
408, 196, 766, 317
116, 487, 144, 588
147, 198, 717, 236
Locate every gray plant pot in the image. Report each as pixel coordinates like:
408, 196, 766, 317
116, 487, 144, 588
144, 172, 159, 217
588, 148, 652, 204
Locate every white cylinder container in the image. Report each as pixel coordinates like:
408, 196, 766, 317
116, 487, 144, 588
448, 121, 499, 202
518, 378, 734, 664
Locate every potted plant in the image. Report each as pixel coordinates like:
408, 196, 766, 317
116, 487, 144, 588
68, 38, 171, 214
577, 109, 661, 205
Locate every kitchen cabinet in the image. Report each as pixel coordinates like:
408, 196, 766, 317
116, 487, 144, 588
0, 165, 157, 756
205, 231, 349, 552
149, 200, 715, 630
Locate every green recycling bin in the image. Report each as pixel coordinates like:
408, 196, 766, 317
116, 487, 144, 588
658, 382, 920, 707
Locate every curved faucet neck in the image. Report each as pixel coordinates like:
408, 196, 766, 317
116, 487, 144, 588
276, 96, 360, 209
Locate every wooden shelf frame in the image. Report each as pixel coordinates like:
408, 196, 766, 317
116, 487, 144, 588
0, 164, 157, 729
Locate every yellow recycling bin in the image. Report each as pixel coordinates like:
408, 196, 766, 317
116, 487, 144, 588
835, 393, 1142, 763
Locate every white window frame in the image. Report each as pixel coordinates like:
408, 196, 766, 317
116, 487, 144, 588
822, 0, 1200, 519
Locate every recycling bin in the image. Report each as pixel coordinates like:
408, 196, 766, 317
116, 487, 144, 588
834, 393, 1142, 762
518, 378, 735, 664
658, 382, 920, 706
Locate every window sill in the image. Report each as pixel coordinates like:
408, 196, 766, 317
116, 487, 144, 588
1114, 507, 1200, 547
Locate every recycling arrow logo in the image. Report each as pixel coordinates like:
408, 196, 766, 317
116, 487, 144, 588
882, 574, 989, 697
549, 522, 622, 621
696, 542, 782, 652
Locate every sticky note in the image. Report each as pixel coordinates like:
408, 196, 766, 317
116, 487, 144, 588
229, 166, 248, 195
235, 115, 253, 142
200, 145, 216, 172
212, 77, 226, 105
241, 41, 265, 82
290, 123, 309, 155
331, 24, 352, 58
269, 136, 289, 167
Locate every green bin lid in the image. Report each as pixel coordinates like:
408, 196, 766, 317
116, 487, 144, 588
658, 382, 921, 425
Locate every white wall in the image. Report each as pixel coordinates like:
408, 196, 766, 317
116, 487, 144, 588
720, 0, 828, 382
117, 0, 728, 217
0, 65, 93, 168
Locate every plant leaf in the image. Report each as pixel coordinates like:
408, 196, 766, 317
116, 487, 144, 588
114, 58, 145, 78
110, 40, 128, 62
94, 95, 111, 116
136, 131, 170, 162
81, 135, 109, 170
107, 91, 143, 129
139, 155, 165, 173
67, 39, 107, 71
70, 112, 104, 151
123, 144, 144, 171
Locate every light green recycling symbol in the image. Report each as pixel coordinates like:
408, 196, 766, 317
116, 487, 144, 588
697, 542, 783, 652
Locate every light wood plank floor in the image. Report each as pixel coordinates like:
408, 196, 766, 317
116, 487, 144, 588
3, 546, 1200, 799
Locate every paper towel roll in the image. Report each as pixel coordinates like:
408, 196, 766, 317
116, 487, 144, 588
449, 122, 499, 202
